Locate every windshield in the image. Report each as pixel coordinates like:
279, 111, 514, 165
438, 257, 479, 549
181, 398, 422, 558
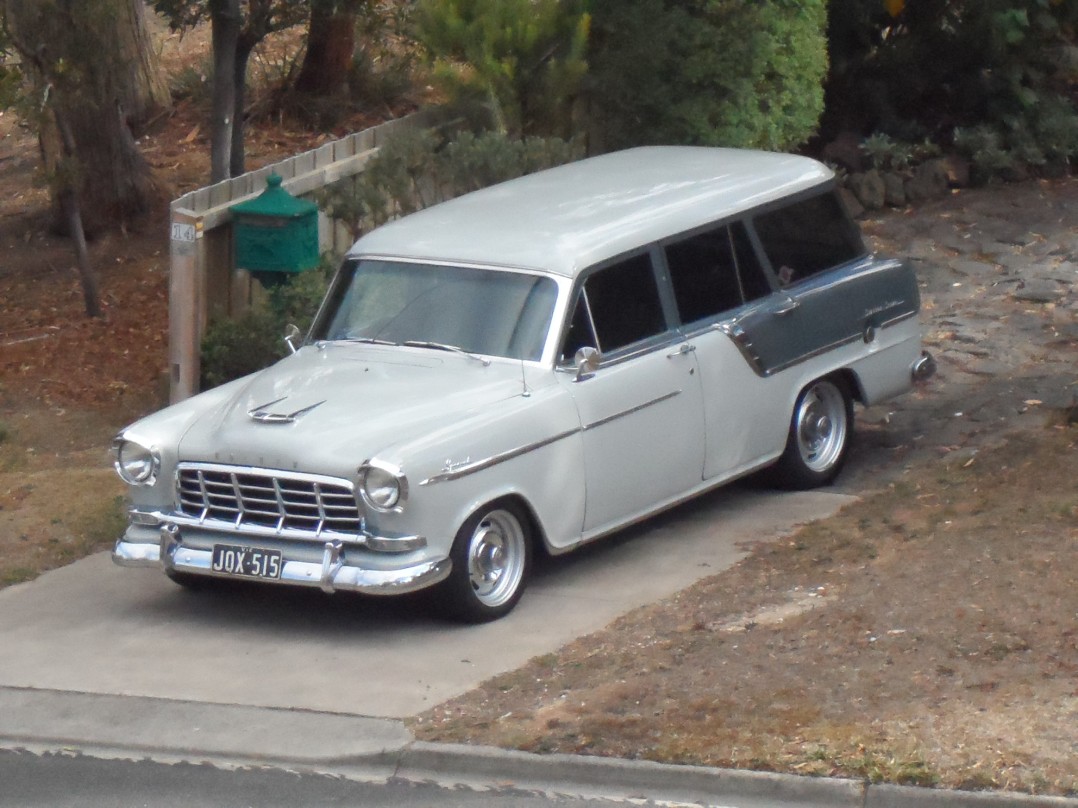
313, 259, 559, 362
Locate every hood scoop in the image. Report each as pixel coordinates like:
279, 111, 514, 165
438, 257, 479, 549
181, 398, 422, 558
247, 397, 326, 424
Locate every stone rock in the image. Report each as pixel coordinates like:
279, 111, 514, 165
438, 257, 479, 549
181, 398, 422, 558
1001, 163, 1031, 184
906, 159, 950, 202
943, 155, 970, 188
838, 186, 865, 220
848, 170, 886, 211
1051, 44, 1078, 76
882, 172, 907, 207
822, 131, 865, 174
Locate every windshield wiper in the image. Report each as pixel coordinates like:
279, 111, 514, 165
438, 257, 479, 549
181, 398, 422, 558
342, 337, 398, 346
403, 340, 491, 366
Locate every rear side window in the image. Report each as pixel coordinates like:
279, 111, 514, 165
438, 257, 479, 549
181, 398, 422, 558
665, 221, 771, 325
753, 191, 865, 286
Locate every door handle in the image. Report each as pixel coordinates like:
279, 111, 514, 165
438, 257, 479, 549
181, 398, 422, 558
666, 342, 696, 358
773, 294, 800, 316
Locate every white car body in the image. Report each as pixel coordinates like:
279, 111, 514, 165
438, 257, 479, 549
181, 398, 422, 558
113, 147, 934, 621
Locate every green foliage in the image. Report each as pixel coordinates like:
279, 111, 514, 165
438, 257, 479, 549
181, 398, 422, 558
152, 0, 304, 33
860, 134, 942, 172
349, 0, 417, 109
200, 255, 334, 389
587, 0, 828, 151
413, 0, 590, 137
826, 0, 1078, 176
0, 25, 21, 110
318, 128, 583, 237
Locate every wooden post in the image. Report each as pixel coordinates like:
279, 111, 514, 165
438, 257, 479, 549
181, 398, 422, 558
168, 209, 205, 404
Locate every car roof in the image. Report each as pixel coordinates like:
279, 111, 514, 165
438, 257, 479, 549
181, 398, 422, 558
347, 146, 834, 278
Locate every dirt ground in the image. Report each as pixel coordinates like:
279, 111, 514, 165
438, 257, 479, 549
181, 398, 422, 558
0, 27, 1075, 797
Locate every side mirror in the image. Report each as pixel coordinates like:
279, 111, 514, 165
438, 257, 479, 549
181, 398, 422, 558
573, 346, 600, 382
283, 323, 302, 355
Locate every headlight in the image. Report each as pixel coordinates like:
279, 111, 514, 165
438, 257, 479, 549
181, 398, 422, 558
358, 461, 407, 512
112, 437, 160, 486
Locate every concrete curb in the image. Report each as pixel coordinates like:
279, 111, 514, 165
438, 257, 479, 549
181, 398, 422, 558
1, 687, 1074, 808
398, 741, 866, 807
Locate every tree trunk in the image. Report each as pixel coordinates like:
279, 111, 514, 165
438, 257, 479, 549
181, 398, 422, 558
114, 0, 171, 131
6, 0, 163, 235
230, 36, 257, 178
294, 0, 361, 97
210, 0, 241, 182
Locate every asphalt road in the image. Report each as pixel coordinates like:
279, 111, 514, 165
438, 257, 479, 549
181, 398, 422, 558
0, 749, 626, 808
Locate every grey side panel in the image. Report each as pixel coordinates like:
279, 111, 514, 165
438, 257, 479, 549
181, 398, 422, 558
719, 257, 920, 377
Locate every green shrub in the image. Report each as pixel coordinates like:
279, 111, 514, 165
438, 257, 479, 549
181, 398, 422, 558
199, 257, 335, 390
826, 0, 1078, 176
413, 0, 590, 137
587, 0, 828, 151
319, 128, 584, 236
199, 308, 283, 391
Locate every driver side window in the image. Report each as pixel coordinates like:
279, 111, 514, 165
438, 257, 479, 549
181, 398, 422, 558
558, 253, 667, 364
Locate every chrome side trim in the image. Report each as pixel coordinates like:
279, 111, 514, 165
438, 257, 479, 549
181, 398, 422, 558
715, 322, 765, 376
420, 428, 580, 486
582, 390, 682, 431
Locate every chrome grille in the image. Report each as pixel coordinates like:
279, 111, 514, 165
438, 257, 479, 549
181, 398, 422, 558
177, 464, 362, 536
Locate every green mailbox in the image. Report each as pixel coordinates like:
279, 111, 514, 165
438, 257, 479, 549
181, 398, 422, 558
232, 173, 319, 284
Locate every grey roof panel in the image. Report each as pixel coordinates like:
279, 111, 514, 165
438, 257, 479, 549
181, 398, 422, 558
347, 146, 833, 278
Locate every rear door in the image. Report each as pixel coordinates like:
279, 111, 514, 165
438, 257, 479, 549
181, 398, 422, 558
724, 189, 919, 377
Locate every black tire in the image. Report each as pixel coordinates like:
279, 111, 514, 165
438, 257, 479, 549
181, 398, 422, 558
772, 377, 853, 489
437, 501, 532, 623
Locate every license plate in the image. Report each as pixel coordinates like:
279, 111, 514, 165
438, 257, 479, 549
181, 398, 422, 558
211, 544, 283, 580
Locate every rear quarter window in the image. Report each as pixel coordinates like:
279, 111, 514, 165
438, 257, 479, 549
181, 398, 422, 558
753, 191, 865, 286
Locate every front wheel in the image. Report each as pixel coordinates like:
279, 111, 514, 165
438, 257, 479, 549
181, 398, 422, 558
437, 502, 532, 623
772, 377, 853, 489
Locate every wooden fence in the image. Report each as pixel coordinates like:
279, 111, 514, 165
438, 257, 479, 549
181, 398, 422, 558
167, 109, 443, 403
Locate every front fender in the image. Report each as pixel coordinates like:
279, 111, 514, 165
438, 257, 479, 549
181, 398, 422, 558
369, 381, 586, 556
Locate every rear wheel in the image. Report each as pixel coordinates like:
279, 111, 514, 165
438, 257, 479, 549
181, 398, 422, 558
772, 377, 853, 489
438, 502, 532, 623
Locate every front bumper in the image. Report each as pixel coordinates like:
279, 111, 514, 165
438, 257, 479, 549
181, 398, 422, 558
113, 523, 451, 596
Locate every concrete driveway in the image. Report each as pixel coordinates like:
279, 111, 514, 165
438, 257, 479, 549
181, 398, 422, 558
0, 485, 853, 719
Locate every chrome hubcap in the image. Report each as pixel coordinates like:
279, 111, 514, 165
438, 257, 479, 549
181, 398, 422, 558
467, 509, 525, 608
796, 382, 847, 473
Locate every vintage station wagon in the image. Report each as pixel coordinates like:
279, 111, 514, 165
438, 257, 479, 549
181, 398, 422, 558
112, 146, 934, 621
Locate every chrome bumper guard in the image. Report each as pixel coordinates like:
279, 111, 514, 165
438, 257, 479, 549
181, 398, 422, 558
112, 523, 451, 597
911, 350, 936, 383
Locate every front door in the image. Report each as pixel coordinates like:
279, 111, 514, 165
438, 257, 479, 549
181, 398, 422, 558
557, 251, 705, 534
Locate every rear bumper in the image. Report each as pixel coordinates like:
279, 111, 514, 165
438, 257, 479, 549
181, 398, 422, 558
113, 523, 451, 597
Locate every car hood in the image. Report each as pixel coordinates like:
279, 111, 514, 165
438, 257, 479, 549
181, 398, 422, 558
177, 344, 529, 475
